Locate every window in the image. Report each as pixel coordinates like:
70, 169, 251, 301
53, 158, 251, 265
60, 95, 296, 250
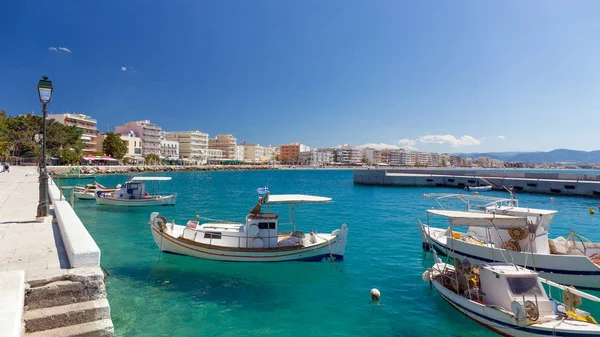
258, 222, 276, 230
506, 276, 543, 296
204, 232, 221, 239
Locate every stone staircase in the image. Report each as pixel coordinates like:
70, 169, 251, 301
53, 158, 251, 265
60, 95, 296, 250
22, 267, 114, 337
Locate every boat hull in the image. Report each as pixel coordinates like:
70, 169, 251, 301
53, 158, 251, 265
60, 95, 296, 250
432, 279, 600, 337
151, 226, 347, 262
467, 186, 492, 191
96, 194, 176, 206
54, 174, 96, 179
74, 191, 96, 200
420, 224, 600, 289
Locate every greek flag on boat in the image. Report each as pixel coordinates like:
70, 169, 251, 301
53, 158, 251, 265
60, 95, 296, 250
256, 186, 269, 195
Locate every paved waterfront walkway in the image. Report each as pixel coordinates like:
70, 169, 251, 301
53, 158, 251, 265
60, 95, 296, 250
0, 166, 69, 282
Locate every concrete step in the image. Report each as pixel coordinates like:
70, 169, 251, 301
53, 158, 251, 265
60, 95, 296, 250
24, 318, 114, 337
26, 279, 106, 310
24, 298, 111, 333
0, 270, 26, 337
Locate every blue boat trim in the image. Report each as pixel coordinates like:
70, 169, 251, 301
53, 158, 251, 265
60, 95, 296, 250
427, 239, 600, 276
437, 289, 596, 337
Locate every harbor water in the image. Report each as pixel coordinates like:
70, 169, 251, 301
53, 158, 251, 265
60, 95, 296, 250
69, 169, 600, 337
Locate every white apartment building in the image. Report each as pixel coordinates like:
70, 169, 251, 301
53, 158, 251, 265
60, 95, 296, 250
115, 120, 162, 156
362, 148, 382, 165
207, 149, 224, 164
414, 152, 430, 167
263, 146, 277, 163
208, 134, 237, 159
302, 150, 332, 166
160, 139, 179, 159
429, 153, 440, 167
399, 151, 416, 166
234, 145, 245, 161
165, 130, 208, 164
238, 144, 266, 162
47, 113, 99, 154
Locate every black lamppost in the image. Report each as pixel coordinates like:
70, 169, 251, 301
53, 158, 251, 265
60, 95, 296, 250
36, 76, 53, 218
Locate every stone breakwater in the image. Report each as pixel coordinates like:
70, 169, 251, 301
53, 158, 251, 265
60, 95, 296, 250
49, 165, 281, 175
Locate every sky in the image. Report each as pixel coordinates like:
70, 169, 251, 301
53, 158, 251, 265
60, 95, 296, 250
1, 1, 600, 153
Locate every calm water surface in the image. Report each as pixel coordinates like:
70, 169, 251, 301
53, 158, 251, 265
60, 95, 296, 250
69, 170, 600, 337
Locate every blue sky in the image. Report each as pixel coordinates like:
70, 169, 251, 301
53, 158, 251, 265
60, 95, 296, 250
1, 1, 599, 153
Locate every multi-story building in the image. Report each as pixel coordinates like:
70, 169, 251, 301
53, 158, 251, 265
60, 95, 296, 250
429, 153, 440, 167
208, 134, 237, 159
333, 145, 361, 165
362, 148, 382, 165
279, 143, 301, 164
160, 139, 179, 159
414, 152, 430, 167
47, 113, 99, 154
263, 146, 277, 163
234, 145, 245, 161
238, 144, 266, 162
119, 132, 143, 159
399, 151, 416, 166
115, 120, 162, 156
302, 149, 333, 166
165, 130, 208, 163
207, 149, 224, 164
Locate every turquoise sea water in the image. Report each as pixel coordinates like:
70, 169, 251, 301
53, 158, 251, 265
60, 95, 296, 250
68, 170, 600, 337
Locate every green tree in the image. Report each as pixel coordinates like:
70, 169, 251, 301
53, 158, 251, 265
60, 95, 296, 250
59, 148, 79, 165
102, 132, 127, 159
144, 153, 160, 165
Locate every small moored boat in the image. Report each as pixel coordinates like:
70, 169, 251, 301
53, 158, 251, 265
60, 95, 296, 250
149, 193, 348, 262
54, 167, 95, 180
74, 182, 121, 200
424, 259, 600, 336
95, 176, 176, 206
466, 185, 493, 192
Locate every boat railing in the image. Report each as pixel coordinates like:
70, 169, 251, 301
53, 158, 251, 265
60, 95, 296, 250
180, 227, 303, 249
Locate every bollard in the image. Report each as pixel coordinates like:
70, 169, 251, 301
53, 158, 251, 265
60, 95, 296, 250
70, 187, 74, 206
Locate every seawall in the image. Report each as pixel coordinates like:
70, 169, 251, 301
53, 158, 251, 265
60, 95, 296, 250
353, 168, 600, 197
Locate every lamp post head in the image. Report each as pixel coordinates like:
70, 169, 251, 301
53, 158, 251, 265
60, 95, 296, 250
37, 76, 53, 104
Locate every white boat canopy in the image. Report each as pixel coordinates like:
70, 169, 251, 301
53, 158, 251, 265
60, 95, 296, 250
427, 209, 529, 228
267, 194, 332, 205
130, 177, 172, 181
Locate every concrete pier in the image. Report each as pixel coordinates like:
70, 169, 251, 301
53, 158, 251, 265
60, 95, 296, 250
0, 167, 114, 336
354, 168, 600, 197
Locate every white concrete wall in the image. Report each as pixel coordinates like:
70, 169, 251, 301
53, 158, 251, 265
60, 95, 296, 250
0, 270, 25, 337
48, 181, 101, 268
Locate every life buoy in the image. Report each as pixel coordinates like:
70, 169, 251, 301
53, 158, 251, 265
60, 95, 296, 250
153, 215, 168, 232
508, 227, 529, 241
502, 240, 521, 252
252, 238, 264, 248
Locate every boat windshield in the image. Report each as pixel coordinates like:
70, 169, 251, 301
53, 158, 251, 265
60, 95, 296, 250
506, 276, 543, 296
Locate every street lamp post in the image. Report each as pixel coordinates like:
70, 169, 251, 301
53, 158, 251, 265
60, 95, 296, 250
36, 76, 53, 218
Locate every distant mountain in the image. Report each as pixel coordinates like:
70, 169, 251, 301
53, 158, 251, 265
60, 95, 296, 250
457, 149, 600, 163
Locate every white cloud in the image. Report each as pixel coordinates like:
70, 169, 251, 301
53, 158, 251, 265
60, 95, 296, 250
357, 143, 400, 150
496, 135, 505, 140
418, 134, 481, 147
120, 66, 128, 71
397, 139, 417, 150
49, 46, 71, 53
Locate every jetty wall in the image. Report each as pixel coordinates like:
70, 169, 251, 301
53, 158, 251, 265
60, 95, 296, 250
354, 169, 600, 197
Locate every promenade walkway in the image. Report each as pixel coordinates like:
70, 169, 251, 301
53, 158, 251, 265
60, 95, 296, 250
0, 166, 69, 282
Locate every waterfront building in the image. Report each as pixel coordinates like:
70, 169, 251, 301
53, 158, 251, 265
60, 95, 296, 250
263, 146, 277, 163
279, 143, 301, 164
363, 148, 382, 165
119, 132, 143, 160
47, 113, 99, 154
165, 130, 207, 163
234, 145, 245, 161
332, 145, 361, 165
429, 153, 440, 167
160, 139, 179, 159
208, 134, 237, 159
115, 120, 162, 156
206, 149, 224, 164
414, 152, 430, 167
238, 144, 266, 163
303, 149, 333, 166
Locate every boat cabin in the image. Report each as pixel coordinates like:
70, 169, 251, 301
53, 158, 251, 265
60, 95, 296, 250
479, 264, 554, 317
178, 194, 331, 249
109, 176, 171, 200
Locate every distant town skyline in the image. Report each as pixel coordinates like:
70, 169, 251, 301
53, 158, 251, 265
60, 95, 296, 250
2, 2, 600, 152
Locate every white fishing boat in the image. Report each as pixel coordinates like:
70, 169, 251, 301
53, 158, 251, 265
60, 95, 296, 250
95, 177, 176, 206
418, 194, 600, 289
466, 185, 493, 192
73, 182, 121, 200
424, 259, 600, 337
148, 193, 348, 262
